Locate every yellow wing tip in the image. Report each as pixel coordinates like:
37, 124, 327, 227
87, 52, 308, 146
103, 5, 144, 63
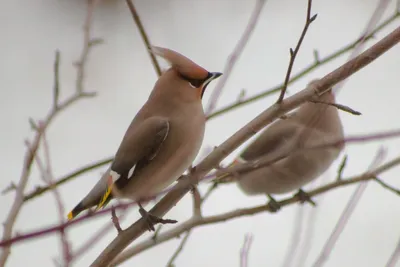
96, 183, 113, 211
67, 211, 74, 221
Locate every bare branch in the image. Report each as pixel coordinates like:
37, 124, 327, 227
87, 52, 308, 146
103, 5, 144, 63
92, 25, 400, 266
53, 50, 60, 109
33, 132, 71, 266
206, 11, 400, 121
309, 100, 361, 115
375, 177, 400, 196
333, 0, 391, 95
111, 154, 400, 266
111, 206, 123, 234
74, 0, 102, 93
191, 186, 202, 217
312, 148, 387, 267
277, 0, 317, 102
336, 155, 348, 181
281, 205, 305, 267
205, 0, 267, 114
125, 0, 161, 77
240, 233, 253, 267
166, 231, 191, 267
72, 209, 128, 261
23, 156, 113, 202
385, 235, 400, 267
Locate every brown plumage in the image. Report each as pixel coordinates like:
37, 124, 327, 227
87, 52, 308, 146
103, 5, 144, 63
235, 82, 344, 196
68, 47, 222, 220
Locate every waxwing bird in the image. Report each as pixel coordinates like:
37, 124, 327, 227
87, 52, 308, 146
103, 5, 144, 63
221, 81, 344, 210
68, 46, 222, 225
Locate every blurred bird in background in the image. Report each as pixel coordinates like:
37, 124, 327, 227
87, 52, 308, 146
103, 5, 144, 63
218, 80, 344, 210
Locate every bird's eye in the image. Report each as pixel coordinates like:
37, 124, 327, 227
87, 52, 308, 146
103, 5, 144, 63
187, 79, 203, 88
180, 74, 204, 88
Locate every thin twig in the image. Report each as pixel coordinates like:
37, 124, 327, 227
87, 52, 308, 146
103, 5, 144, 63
296, 173, 330, 267
312, 148, 387, 267
125, 0, 161, 77
166, 231, 191, 267
75, 0, 102, 93
23, 156, 113, 202
385, 235, 400, 267
191, 186, 202, 217
336, 155, 348, 181
277, 0, 317, 103
53, 50, 60, 109
333, 0, 391, 96
309, 100, 361, 115
111, 206, 123, 234
240, 233, 253, 267
72, 209, 128, 261
281, 205, 305, 267
33, 132, 71, 266
201, 182, 219, 204
111, 154, 400, 266
375, 177, 400, 196
205, 0, 267, 114
206, 11, 400, 121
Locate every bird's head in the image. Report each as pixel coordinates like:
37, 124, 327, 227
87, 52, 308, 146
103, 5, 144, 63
150, 46, 222, 101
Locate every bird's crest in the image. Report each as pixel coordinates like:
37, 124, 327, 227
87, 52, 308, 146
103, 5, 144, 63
150, 46, 209, 80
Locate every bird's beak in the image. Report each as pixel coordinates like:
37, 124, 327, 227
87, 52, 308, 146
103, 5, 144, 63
199, 72, 223, 98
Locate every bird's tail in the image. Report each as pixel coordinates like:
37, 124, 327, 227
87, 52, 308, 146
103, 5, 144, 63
67, 202, 85, 220
67, 179, 114, 220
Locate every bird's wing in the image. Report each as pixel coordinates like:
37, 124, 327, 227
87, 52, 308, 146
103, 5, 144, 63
96, 116, 169, 208
239, 117, 301, 162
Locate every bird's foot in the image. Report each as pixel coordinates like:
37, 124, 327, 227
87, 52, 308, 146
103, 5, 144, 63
138, 203, 177, 232
266, 194, 281, 213
294, 189, 316, 206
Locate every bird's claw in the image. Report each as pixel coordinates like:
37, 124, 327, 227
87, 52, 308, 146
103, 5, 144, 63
266, 194, 281, 212
138, 203, 177, 232
295, 189, 316, 206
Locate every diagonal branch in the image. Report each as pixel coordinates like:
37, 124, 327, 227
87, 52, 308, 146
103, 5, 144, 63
166, 231, 191, 267
205, 0, 267, 114
277, 0, 317, 103
23, 156, 113, 202
126, 0, 161, 77
92, 25, 400, 266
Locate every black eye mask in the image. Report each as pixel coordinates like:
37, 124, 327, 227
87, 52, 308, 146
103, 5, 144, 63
180, 72, 213, 88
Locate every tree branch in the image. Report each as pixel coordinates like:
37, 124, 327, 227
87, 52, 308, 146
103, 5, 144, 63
125, 0, 161, 77
240, 233, 253, 267
277, 0, 317, 102
166, 231, 191, 267
23, 156, 113, 202
205, 0, 267, 114
92, 25, 400, 266
312, 148, 387, 267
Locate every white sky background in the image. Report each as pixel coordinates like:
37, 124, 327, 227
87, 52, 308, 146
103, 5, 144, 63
1, 0, 400, 266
